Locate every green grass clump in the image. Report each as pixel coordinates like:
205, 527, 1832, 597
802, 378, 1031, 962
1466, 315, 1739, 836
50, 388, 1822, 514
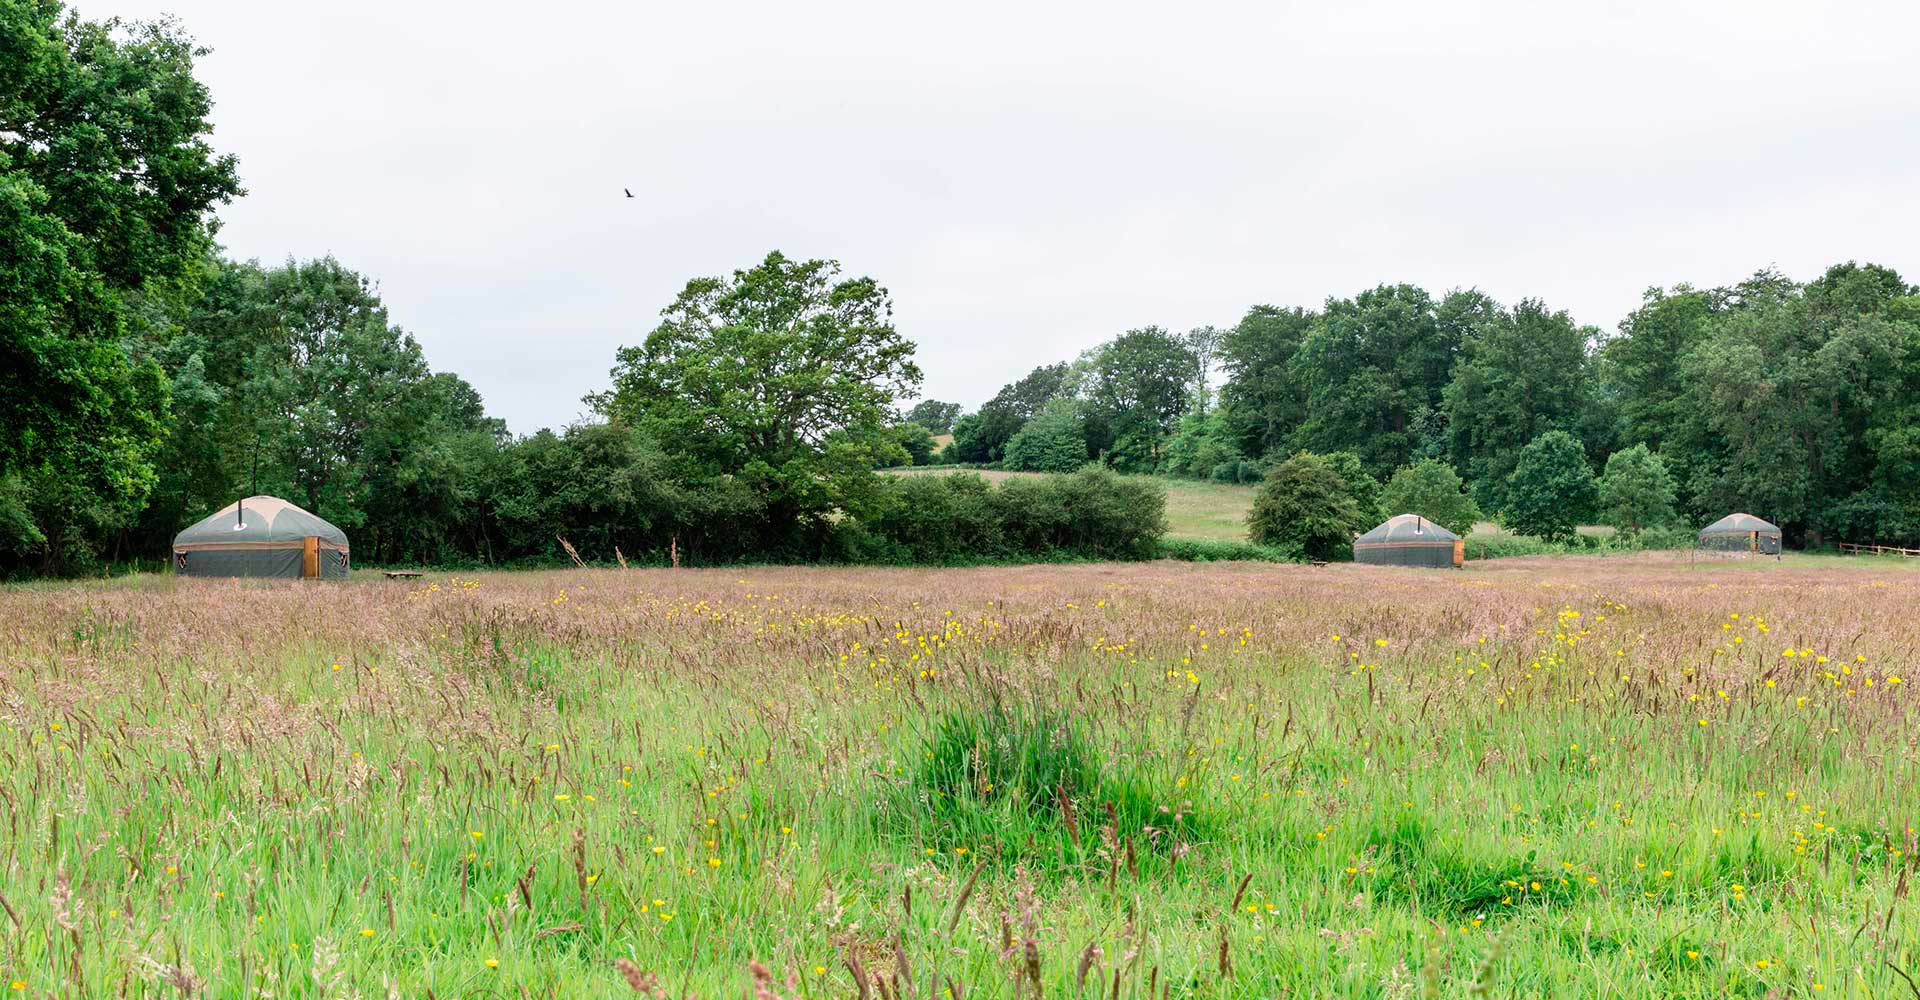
902, 707, 1207, 866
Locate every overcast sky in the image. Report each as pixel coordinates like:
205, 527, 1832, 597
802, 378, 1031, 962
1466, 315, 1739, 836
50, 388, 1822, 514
100, 0, 1920, 435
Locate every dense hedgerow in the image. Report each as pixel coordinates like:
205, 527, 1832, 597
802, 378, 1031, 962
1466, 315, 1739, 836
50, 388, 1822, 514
1464, 525, 1694, 560
849, 467, 1167, 564
1157, 538, 1300, 563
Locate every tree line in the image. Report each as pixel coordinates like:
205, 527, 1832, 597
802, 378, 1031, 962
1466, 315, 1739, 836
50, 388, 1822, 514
916, 266, 1919, 552
4, 3, 1917, 576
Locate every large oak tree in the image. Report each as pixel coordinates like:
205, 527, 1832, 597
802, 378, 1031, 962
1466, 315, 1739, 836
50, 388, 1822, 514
595, 251, 922, 555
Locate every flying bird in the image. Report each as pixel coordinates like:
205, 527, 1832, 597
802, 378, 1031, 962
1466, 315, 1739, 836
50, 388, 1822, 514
624, 188, 634, 198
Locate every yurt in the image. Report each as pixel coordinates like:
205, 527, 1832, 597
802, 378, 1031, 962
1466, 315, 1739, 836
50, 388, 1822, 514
1697, 512, 1782, 555
172, 496, 350, 579
1354, 514, 1463, 568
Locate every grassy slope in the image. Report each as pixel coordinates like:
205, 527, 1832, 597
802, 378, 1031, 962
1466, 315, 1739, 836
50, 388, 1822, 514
1, 559, 1914, 997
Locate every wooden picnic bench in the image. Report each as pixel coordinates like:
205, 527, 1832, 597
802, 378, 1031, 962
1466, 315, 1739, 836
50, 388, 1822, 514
382, 569, 425, 579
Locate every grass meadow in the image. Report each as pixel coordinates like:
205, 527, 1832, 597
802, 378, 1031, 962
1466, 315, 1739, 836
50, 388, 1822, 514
1, 554, 1916, 998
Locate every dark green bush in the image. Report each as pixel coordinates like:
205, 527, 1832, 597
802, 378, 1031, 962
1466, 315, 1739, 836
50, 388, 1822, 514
1379, 459, 1482, 536
1003, 399, 1089, 472
1246, 453, 1372, 560
855, 468, 1166, 563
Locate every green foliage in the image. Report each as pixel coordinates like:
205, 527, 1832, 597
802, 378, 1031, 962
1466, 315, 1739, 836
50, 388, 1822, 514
852, 468, 1166, 564
1085, 326, 1199, 469
1219, 304, 1313, 459
1182, 325, 1223, 415
888, 423, 939, 467
1380, 459, 1482, 537
1246, 453, 1372, 560
1291, 285, 1463, 479
1444, 299, 1597, 511
0, 4, 239, 573
1216, 458, 1268, 484
1606, 286, 1716, 454
1157, 410, 1238, 480
128, 256, 509, 565
1502, 431, 1597, 541
904, 399, 961, 435
1667, 265, 1914, 545
595, 251, 922, 555
11, 0, 1920, 581
1597, 444, 1678, 533
1002, 399, 1088, 473
1463, 524, 1691, 560
949, 363, 1071, 463
1319, 450, 1384, 525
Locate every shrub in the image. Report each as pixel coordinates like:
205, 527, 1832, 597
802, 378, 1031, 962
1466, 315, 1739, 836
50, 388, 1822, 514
1159, 411, 1239, 479
856, 468, 1166, 563
1502, 431, 1596, 541
1597, 443, 1678, 533
1049, 467, 1167, 560
1102, 427, 1156, 475
889, 423, 939, 467
1380, 459, 1483, 536
1208, 459, 1265, 484
853, 473, 1004, 563
1319, 451, 1384, 525
1246, 453, 1372, 560
1003, 400, 1089, 473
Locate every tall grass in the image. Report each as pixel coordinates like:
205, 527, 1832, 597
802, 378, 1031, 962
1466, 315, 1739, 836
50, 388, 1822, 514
0, 558, 1914, 997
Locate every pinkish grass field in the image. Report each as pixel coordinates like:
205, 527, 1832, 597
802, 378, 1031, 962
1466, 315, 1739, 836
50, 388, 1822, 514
1, 553, 1915, 997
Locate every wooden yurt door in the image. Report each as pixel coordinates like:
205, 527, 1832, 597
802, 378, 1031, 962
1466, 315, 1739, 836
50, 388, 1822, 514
303, 536, 320, 578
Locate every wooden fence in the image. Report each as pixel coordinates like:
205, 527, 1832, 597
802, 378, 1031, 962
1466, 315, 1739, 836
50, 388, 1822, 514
1839, 542, 1920, 557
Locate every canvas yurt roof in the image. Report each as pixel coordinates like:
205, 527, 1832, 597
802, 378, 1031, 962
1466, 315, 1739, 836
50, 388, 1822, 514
172, 496, 350, 578
1355, 513, 1460, 546
1698, 512, 1781, 537
174, 496, 348, 549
